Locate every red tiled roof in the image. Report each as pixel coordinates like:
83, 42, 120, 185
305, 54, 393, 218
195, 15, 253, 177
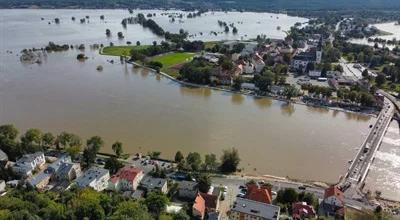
324, 185, 344, 202
292, 202, 316, 219
199, 192, 218, 210
193, 193, 206, 218
246, 183, 272, 204
110, 166, 143, 183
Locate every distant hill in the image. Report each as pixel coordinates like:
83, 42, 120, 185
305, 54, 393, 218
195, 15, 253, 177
2, 0, 400, 11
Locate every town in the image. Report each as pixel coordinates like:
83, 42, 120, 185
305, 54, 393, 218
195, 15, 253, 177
1, 4, 400, 220
0, 125, 360, 220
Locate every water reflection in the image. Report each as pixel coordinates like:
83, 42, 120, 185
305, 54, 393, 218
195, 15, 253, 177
253, 97, 272, 109
281, 102, 295, 116
179, 85, 212, 98
344, 112, 371, 122
306, 105, 330, 114
231, 94, 245, 105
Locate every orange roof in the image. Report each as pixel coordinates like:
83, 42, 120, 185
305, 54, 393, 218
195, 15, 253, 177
246, 183, 272, 204
324, 185, 344, 202
193, 193, 206, 218
199, 192, 218, 210
110, 166, 143, 183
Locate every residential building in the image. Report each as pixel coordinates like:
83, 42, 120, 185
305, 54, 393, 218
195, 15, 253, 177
177, 180, 198, 200
108, 166, 144, 191
192, 189, 221, 220
291, 46, 322, 72
292, 202, 316, 219
245, 183, 273, 204
0, 149, 8, 168
140, 176, 168, 193
308, 70, 322, 78
252, 53, 265, 73
193, 192, 206, 220
322, 185, 344, 216
0, 149, 8, 162
75, 167, 110, 191
0, 180, 5, 192
55, 162, 81, 182
13, 152, 45, 176
243, 61, 255, 74
229, 198, 280, 220
28, 154, 73, 189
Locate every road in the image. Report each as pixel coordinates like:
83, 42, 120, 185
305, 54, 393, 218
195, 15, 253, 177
341, 95, 395, 201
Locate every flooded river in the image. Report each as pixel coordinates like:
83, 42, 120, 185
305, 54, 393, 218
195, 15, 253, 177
0, 9, 374, 183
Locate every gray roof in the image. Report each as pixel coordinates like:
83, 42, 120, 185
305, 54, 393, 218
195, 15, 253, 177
140, 176, 167, 190
29, 154, 72, 187
232, 198, 280, 220
0, 149, 8, 161
16, 152, 44, 164
76, 167, 109, 187
177, 180, 198, 190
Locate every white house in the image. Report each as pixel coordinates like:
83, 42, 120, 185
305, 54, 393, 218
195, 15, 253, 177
75, 167, 110, 191
252, 53, 265, 73
0, 180, 5, 193
108, 166, 144, 191
13, 152, 45, 176
243, 62, 255, 74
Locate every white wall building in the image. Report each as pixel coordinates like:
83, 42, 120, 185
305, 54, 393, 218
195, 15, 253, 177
75, 167, 110, 191
13, 152, 45, 176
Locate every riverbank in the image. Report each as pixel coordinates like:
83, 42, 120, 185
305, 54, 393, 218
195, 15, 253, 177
123, 58, 379, 117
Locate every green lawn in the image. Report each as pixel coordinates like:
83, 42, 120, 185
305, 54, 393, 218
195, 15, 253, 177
204, 41, 220, 49
101, 45, 150, 56
159, 214, 173, 220
150, 52, 195, 78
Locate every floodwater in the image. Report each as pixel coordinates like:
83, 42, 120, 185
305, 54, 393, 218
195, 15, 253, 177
349, 22, 400, 50
0, 9, 374, 183
364, 120, 400, 201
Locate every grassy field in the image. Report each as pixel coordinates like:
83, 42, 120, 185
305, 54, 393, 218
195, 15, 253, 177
204, 41, 220, 49
150, 52, 195, 78
101, 45, 150, 56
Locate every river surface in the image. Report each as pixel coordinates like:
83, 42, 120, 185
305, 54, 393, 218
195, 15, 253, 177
364, 120, 400, 201
0, 9, 375, 183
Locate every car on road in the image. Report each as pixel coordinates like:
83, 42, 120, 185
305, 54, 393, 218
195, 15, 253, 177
236, 193, 245, 198
298, 185, 306, 190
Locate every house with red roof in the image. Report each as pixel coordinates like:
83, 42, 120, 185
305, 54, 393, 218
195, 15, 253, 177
192, 191, 221, 220
245, 183, 273, 204
108, 166, 144, 191
322, 185, 344, 216
193, 193, 206, 220
292, 202, 316, 219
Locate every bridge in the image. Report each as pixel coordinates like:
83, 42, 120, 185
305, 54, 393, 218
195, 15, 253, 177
339, 91, 398, 200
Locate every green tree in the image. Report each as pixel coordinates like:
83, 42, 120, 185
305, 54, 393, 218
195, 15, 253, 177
56, 132, 82, 150
198, 174, 211, 193
104, 157, 123, 174
204, 154, 218, 171
254, 71, 274, 93
174, 151, 184, 163
111, 141, 123, 158
219, 148, 240, 173
375, 73, 386, 87
110, 201, 150, 220
283, 85, 299, 100
41, 132, 55, 149
20, 128, 43, 152
276, 188, 298, 204
145, 192, 169, 217
173, 210, 190, 220
186, 152, 202, 171
232, 77, 243, 91
82, 136, 104, 168
362, 69, 369, 78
